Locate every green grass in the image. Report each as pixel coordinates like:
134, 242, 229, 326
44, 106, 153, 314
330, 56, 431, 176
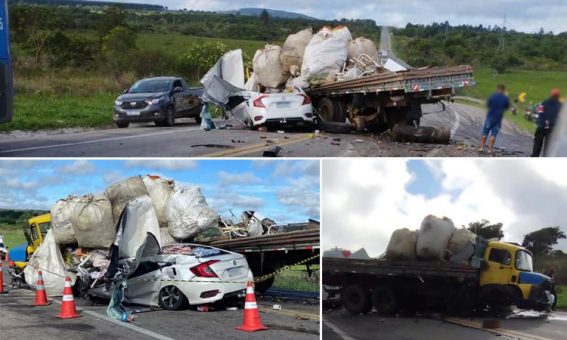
272, 265, 319, 292
557, 285, 567, 310
0, 225, 26, 248
2, 93, 116, 131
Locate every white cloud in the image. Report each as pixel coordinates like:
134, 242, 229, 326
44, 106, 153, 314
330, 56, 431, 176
58, 160, 96, 175
123, 159, 198, 170
323, 159, 567, 257
218, 171, 260, 186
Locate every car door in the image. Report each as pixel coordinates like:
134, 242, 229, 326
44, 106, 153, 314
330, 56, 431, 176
171, 80, 186, 114
181, 79, 199, 113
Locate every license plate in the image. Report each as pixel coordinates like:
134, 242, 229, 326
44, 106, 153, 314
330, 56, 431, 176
276, 103, 291, 108
126, 110, 140, 116
227, 267, 242, 277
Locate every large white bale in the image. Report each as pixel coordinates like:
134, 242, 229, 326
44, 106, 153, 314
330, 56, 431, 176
448, 228, 477, 256
253, 44, 288, 89
50, 196, 79, 244
281, 28, 313, 76
302, 26, 352, 85
160, 228, 177, 247
142, 175, 174, 228
105, 176, 149, 224
166, 185, 218, 240
71, 194, 115, 248
347, 37, 380, 64
416, 215, 456, 259
118, 195, 162, 260
24, 231, 75, 297
386, 228, 417, 260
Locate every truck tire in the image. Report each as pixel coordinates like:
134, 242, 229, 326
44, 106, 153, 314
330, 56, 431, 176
254, 276, 275, 294
343, 284, 372, 314
317, 97, 345, 122
116, 121, 129, 128
165, 106, 176, 127
372, 286, 398, 315
318, 120, 352, 134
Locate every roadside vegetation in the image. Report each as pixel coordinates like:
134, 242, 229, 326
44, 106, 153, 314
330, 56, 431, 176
5, 4, 567, 131
273, 265, 319, 292
557, 285, 567, 310
0, 209, 46, 247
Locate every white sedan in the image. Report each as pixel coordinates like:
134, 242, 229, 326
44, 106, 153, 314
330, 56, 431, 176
114, 233, 253, 310
231, 91, 315, 128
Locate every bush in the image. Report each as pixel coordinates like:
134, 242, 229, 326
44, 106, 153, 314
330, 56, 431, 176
132, 49, 178, 78
45, 31, 99, 69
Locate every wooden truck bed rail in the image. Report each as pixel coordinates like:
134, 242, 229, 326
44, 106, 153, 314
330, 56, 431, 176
308, 65, 475, 96
210, 229, 320, 253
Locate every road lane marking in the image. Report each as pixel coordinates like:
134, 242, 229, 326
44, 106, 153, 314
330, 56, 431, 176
445, 317, 553, 340
323, 317, 356, 340
0, 127, 199, 155
258, 305, 320, 320
51, 300, 175, 340
201, 134, 312, 157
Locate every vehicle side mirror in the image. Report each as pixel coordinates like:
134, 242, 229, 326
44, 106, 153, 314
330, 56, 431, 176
173, 87, 184, 93
123, 89, 129, 94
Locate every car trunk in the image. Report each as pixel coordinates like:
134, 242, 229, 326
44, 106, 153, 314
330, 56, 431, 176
206, 254, 249, 281
258, 93, 305, 114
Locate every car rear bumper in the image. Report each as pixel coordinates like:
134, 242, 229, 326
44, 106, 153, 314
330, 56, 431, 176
113, 106, 167, 122
251, 106, 315, 126
176, 280, 248, 305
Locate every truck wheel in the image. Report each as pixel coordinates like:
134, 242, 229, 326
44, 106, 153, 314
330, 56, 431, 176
159, 285, 188, 310
254, 277, 275, 294
343, 284, 372, 314
318, 97, 345, 122
116, 121, 129, 129
318, 120, 352, 134
372, 286, 398, 315
165, 106, 176, 127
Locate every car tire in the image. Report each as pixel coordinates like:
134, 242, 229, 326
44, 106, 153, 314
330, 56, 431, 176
343, 284, 372, 315
195, 115, 202, 125
116, 121, 129, 129
158, 285, 188, 310
318, 120, 352, 134
154, 120, 165, 127
165, 106, 176, 127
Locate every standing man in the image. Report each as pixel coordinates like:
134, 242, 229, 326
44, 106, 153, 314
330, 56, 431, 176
532, 88, 562, 157
479, 84, 510, 153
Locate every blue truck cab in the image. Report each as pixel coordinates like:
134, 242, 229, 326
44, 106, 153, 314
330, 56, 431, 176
0, 0, 13, 122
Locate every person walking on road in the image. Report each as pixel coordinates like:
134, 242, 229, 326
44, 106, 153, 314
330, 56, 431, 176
531, 88, 562, 157
479, 84, 510, 154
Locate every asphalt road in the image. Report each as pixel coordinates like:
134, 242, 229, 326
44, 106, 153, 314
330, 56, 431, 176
323, 308, 567, 340
0, 103, 534, 157
0, 285, 319, 340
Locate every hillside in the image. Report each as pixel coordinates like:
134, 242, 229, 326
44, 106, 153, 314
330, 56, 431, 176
222, 8, 318, 20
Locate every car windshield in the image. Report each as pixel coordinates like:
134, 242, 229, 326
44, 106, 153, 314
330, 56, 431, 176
516, 250, 533, 271
129, 79, 171, 93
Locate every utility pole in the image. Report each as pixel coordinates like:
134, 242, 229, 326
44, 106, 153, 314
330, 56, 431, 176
497, 16, 507, 53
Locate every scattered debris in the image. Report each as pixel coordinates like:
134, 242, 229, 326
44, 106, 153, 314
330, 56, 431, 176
263, 146, 283, 157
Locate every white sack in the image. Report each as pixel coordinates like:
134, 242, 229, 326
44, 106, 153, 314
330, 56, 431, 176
24, 231, 75, 297
245, 72, 261, 92
253, 44, 288, 89
118, 195, 162, 260
166, 185, 218, 240
281, 28, 313, 76
416, 215, 456, 259
448, 228, 477, 256
50, 196, 79, 244
105, 176, 148, 224
347, 37, 380, 64
71, 194, 115, 249
286, 75, 309, 89
386, 228, 417, 260
142, 175, 174, 228
160, 228, 177, 247
302, 26, 352, 84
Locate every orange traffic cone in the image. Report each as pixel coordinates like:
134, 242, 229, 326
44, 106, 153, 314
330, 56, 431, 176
0, 262, 7, 294
236, 281, 268, 332
56, 276, 81, 319
4, 249, 9, 262
33, 271, 51, 306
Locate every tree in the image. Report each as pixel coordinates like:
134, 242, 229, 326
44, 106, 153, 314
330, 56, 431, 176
182, 41, 228, 81
101, 26, 138, 82
467, 220, 504, 240
97, 6, 127, 38
259, 9, 270, 25
522, 227, 566, 256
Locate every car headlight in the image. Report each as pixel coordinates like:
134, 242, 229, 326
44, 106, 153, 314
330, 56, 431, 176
115, 100, 123, 106
145, 98, 161, 105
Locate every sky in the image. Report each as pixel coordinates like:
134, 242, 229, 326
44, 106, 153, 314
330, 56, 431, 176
0, 159, 320, 224
322, 158, 567, 257
108, 0, 567, 33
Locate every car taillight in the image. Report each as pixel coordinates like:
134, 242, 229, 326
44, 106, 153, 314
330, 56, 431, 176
301, 94, 312, 105
190, 260, 220, 278
253, 95, 268, 108
254, 115, 264, 121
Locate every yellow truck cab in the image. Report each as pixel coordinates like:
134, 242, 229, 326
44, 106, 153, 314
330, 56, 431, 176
479, 241, 554, 310
10, 213, 51, 269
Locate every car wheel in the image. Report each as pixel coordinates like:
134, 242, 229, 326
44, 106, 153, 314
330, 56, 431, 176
195, 116, 202, 125
165, 106, 176, 127
159, 285, 188, 310
154, 120, 165, 127
116, 121, 129, 129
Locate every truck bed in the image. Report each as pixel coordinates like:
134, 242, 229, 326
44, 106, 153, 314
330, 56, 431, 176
210, 229, 319, 253
308, 65, 475, 96
324, 256, 478, 281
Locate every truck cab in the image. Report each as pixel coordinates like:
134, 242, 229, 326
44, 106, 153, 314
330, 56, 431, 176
479, 241, 554, 311
10, 214, 52, 269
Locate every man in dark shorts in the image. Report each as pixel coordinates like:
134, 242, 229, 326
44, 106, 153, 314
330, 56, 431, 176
531, 88, 562, 157
479, 84, 510, 153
